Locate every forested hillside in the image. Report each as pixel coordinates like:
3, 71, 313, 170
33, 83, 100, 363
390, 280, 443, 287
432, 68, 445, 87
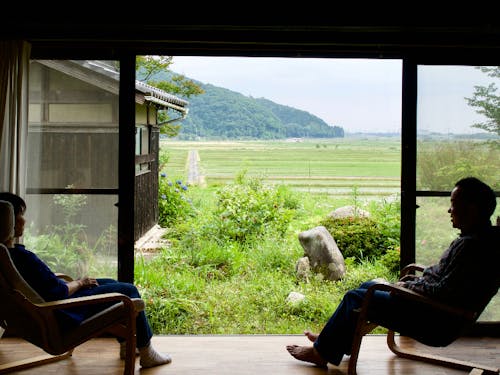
172, 79, 344, 140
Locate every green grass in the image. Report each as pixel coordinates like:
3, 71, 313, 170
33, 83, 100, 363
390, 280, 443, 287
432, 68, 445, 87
136, 236, 396, 335
136, 182, 399, 334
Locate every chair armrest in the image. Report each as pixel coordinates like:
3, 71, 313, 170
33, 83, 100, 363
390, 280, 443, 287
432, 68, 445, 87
363, 282, 477, 321
32, 292, 142, 313
131, 297, 145, 312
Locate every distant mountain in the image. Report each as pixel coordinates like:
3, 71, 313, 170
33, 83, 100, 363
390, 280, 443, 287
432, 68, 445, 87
167, 76, 344, 140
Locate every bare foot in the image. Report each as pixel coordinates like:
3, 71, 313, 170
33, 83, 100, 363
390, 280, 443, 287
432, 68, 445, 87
304, 330, 319, 343
286, 345, 328, 368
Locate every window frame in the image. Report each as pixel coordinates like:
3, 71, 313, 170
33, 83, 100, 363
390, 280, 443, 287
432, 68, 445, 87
25, 26, 499, 332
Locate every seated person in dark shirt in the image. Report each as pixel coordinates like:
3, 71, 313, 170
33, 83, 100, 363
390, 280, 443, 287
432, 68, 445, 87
0, 192, 171, 369
286, 177, 499, 368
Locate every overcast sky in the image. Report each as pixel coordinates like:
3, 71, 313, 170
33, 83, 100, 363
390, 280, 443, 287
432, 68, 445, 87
170, 56, 496, 134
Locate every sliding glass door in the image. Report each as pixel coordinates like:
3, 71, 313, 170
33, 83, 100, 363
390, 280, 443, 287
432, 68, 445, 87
26, 60, 120, 278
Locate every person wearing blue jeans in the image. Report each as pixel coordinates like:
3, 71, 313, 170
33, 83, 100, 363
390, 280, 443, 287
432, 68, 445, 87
66, 277, 153, 349
0, 192, 171, 369
287, 177, 499, 368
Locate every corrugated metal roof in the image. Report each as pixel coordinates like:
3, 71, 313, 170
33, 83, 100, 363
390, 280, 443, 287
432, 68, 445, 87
37, 60, 189, 113
135, 80, 188, 107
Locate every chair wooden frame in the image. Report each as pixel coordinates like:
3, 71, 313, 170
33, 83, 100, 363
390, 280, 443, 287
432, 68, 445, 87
348, 264, 500, 375
0, 242, 144, 375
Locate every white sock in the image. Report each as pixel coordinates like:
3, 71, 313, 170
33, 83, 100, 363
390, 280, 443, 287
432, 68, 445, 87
139, 343, 172, 368
119, 341, 140, 360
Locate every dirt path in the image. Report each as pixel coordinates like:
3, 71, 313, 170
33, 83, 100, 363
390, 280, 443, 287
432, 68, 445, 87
187, 149, 205, 186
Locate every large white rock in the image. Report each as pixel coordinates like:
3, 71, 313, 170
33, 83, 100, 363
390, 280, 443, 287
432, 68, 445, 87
298, 226, 346, 281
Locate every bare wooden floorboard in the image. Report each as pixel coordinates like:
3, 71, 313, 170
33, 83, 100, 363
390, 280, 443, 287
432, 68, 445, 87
0, 335, 498, 374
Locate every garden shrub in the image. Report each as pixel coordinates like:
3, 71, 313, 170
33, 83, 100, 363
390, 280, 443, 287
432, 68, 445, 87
158, 174, 196, 227
379, 248, 401, 274
319, 216, 394, 262
23, 190, 117, 277
24, 228, 91, 277
365, 195, 400, 248
212, 172, 299, 243
418, 140, 499, 190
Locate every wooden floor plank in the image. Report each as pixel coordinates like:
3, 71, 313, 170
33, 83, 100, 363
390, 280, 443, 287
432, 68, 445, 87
0, 335, 498, 374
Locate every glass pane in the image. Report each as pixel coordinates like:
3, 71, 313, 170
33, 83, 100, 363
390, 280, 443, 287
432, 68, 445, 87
26, 60, 119, 278
416, 65, 500, 322
135, 128, 142, 155
416, 196, 500, 322
417, 65, 500, 191
142, 127, 150, 155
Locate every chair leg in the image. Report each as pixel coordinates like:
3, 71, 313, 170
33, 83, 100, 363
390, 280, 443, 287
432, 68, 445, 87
387, 331, 500, 375
122, 326, 137, 375
123, 339, 136, 375
347, 321, 378, 375
0, 351, 72, 374
348, 334, 363, 375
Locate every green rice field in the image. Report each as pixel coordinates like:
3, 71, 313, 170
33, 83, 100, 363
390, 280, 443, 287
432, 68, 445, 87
161, 138, 401, 197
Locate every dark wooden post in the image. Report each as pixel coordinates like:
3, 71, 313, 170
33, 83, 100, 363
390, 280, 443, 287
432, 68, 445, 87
400, 59, 417, 269
118, 55, 136, 283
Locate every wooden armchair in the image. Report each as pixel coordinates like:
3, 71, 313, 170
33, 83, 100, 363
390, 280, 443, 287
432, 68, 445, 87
0, 201, 144, 375
348, 264, 500, 375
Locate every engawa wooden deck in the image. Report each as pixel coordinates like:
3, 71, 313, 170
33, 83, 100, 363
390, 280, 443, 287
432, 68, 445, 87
0, 334, 498, 374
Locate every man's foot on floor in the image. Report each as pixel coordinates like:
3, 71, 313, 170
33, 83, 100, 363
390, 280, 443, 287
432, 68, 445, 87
304, 330, 319, 342
286, 345, 328, 368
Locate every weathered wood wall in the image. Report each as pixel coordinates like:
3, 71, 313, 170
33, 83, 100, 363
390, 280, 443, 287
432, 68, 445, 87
134, 126, 159, 240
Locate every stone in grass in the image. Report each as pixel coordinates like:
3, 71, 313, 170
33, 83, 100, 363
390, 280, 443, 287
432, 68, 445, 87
286, 291, 306, 305
298, 226, 346, 281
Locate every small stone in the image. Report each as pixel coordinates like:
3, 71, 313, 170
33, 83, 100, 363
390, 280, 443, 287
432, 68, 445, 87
286, 291, 305, 304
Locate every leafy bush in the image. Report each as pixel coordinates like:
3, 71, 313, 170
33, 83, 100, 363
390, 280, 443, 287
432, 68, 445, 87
22, 190, 117, 277
53, 188, 87, 222
24, 228, 92, 277
319, 216, 394, 262
158, 174, 196, 227
366, 195, 401, 248
211, 172, 300, 243
418, 140, 499, 190
158, 147, 170, 170
379, 248, 401, 274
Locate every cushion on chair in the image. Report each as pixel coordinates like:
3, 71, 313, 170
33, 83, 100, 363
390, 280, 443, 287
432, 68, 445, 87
0, 200, 45, 304
0, 244, 45, 304
0, 200, 15, 244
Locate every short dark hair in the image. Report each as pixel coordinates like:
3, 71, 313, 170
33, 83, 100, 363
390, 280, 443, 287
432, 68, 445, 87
454, 177, 497, 219
0, 192, 26, 216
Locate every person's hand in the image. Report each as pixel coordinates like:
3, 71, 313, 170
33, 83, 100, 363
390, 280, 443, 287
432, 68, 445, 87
389, 281, 406, 295
77, 277, 99, 289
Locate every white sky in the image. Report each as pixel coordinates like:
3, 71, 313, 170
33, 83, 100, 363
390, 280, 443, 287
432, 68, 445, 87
170, 56, 495, 134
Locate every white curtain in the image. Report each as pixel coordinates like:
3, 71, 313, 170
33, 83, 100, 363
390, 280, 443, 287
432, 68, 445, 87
0, 40, 31, 195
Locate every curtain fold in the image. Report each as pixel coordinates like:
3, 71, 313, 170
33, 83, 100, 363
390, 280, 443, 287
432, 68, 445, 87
0, 40, 31, 195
